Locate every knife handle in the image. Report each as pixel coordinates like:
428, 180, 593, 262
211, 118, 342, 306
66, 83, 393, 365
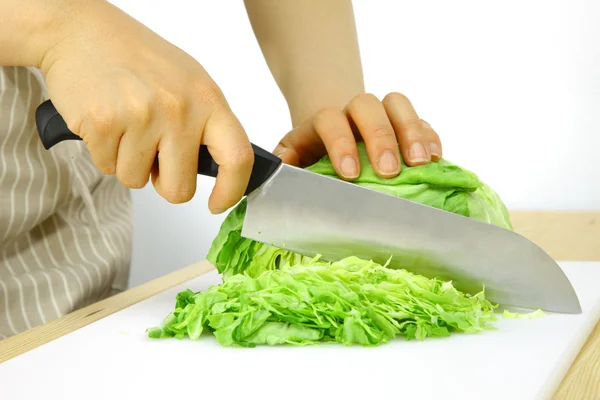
35, 100, 282, 195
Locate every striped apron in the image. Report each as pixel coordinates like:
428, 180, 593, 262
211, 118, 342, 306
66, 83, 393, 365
0, 66, 132, 339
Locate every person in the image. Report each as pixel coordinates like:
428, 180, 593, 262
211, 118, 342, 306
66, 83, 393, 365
0, 0, 442, 339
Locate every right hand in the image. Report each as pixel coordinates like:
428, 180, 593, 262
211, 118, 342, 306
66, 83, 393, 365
39, 1, 253, 214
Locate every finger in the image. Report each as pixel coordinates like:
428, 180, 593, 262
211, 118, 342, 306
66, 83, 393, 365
346, 93, 401, 178
310, 108, 360, 179
150, 124, 200, 204
78, 105, 124, 175
382, 92, 434, 167
272, 141, 302, 167
273, 117, 327, 168
274, 108, 360, 180
115, 127, 158, 190
272, 129, 323, 169
421, 119, 443, 161
201, 107, 253, 214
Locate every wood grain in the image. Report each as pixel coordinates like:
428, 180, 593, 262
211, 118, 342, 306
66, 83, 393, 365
510, 211, 599, 261
0, 211, 598, 399
554, 322, 600, 399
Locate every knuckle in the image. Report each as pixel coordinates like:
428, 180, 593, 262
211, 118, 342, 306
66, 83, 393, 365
215, 144, 254, 173
151, 176, 195, 204
125, 93, 152, 127
330, 134, 356, 151
227, 145, 255, 170
353, 92, 379, 104
382, 91, 409, 106
312, 107, 341, 131
83, 103, 116, 135
194, 81, 225, 108
85, 137, 118, 175
399, 119, 425, 138
367, 124, 396, 141
348, 92, 379, 110
157, 88, 188, 122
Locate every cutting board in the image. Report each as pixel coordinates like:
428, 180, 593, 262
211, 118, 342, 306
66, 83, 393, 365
1, 261, 600, 400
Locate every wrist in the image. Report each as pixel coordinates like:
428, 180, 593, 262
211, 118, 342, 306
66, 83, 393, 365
38, 0, 109, 72
0, 0, 104, 69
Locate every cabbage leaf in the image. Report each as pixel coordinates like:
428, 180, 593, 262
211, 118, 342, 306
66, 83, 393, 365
207, 142, 512, 279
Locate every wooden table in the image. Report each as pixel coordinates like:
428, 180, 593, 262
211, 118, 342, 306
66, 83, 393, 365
0, 211, 598, 399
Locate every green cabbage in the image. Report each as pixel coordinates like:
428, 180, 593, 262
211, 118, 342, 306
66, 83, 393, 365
147, 256, 497, 347
207, 142, 512, 279
148, 144, 516, 347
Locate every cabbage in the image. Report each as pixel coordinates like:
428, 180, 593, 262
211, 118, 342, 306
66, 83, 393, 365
148, 144, 516, 346
207, 142, 512, 279
147, 256, 498, 346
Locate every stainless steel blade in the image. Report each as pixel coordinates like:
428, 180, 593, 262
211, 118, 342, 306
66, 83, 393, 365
241, 164, 581, 314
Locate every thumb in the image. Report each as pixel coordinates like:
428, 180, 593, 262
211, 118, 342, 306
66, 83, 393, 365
273, 142, 302, 166
272, 118, 327, 168
202, 107, 254, 214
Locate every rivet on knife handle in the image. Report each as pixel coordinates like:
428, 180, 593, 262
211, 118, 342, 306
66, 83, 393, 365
34, 99, 282, 195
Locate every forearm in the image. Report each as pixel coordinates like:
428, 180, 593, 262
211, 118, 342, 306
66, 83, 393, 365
244, 0, 365, 126
0, 0, 86, 67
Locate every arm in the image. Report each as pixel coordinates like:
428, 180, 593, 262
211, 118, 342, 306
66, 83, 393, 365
245, 0, 442, 179
244, 0, 364, 126
1, 0, 253, 214
0, 0, 70, 67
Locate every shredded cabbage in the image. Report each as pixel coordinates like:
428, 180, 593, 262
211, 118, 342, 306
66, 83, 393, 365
148, 256, 498, 346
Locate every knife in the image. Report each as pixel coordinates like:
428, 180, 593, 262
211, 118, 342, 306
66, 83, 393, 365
35, 100, 581, 314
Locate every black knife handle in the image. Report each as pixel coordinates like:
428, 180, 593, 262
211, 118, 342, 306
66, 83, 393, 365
35, 100, 282, 195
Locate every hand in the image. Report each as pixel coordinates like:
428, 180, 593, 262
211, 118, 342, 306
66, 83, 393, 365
39, 1, 253, 213
273, 92, 442, 179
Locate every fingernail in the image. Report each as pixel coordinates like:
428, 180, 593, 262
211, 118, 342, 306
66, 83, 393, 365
429, 143, 441, 158
210, 207, 224, 215
273, 146, 286, 158
409, 142, 429, 163
378, 150, 399, 175
340, 155, 359, 178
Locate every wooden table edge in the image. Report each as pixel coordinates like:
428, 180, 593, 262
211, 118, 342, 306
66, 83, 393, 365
0, 260, 215, 364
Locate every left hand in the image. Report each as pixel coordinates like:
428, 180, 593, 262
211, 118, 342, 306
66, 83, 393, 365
273, 92, 442, 180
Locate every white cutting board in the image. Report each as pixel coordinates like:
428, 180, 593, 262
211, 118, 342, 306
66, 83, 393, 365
1, 262, 600, 400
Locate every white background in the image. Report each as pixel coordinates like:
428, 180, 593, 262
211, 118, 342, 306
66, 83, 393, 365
106, 0, 600, 288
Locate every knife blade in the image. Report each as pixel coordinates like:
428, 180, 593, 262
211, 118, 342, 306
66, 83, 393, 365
241, 164, 581, 314
35, 100, 581, 314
